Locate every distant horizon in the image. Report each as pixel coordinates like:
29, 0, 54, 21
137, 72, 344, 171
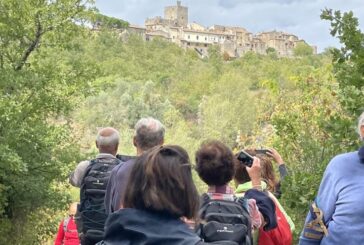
95, 0, 364, 53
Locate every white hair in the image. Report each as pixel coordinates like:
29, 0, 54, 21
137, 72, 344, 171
96, 128, 120, 147
358, 111, 364, 140
134, 117, 165, 150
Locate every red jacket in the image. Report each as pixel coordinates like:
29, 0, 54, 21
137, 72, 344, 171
258, 199, 292, 245
54, 216, 80, 245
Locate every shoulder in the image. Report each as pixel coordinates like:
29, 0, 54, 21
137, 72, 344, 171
326, 151, 359, 171
76, 160, 90, 169
115, 159, 136, 176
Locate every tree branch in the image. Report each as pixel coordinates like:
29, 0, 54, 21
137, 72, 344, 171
14, 14, 43, 71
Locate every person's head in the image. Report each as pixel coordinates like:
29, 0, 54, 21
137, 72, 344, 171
358, 111, 364, 140
195, 140, 235, 186
123, 145, 199, 219
96, 127, 119, 156
69, 202, 78, 216
133, 117, 165, 154
234, 150, 278, 192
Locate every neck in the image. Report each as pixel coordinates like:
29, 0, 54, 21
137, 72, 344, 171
136, 148, 144, 156
99, 151, 116, 156
207, 184, 233, 194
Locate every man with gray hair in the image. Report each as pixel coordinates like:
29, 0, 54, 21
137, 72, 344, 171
299, 111, 364, 245
70, 127, 122, 245
69, 127, 120, 187
104, 117, 165, 213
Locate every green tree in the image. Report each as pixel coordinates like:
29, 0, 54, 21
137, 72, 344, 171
321, 9, 364, 118
197, 72, 256, 146
92, 13, 129, 29
293, 42, 313, 57
0, 0, 99, 243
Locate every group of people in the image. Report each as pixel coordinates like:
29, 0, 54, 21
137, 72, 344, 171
54, 111, 364, 245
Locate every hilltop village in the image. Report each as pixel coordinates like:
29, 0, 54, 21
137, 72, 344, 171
121, 1, 316, 58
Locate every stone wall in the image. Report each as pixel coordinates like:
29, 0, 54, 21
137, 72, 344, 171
164, 1, 188, 27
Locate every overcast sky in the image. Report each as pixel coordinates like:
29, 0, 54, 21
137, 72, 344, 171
95, 0, 364, 52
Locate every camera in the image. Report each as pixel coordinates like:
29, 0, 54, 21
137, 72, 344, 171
237, 150, 254, 167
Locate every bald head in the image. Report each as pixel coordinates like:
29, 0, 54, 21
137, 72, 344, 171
96, 127, 119, 155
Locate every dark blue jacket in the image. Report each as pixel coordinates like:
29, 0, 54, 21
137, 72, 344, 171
104, 158, 136, 214
99, 208, 204, 245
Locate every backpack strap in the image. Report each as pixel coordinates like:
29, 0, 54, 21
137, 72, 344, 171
80, 158, 120, 187
63, 216, 70, 233
80, 159, 96, 187
199, 193, 247, 218
304, 201, 328, 239
236, 196, 249, 212
198, 193, 211, 218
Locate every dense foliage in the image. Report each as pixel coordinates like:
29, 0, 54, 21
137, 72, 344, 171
1, 0, 363, 243
0, 0, 99, 243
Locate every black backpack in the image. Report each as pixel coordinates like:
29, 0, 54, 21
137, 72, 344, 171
78, 158, 120, 242
197, 193, 252, 245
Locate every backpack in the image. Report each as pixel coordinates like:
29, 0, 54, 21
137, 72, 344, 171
257, 197, 292, 245
63, 216, 71, 232
197, 193, 252, 245
78, 158, 120, 242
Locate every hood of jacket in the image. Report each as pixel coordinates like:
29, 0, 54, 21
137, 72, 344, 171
100, 208, 201, 245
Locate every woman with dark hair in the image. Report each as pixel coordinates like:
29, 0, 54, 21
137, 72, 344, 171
99, 145, 206, 245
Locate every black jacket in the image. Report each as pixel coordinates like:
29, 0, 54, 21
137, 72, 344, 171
99, 208, 203, 245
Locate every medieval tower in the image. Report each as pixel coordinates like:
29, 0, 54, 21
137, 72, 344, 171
164, 1, 188, 27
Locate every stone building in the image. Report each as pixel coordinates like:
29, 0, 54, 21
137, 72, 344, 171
125, 1, 315, 58
164, 1, 188, 27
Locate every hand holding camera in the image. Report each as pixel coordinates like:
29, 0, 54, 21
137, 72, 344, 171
237, 150, 261, 188
246, 157, 261, 184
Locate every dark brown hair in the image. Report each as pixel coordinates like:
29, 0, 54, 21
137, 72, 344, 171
195, 140, 235, 186
234, 156, 251, 184
123, 145, 199, 219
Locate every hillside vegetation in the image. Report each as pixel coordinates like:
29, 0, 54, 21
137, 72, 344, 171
0, 1, 363, 243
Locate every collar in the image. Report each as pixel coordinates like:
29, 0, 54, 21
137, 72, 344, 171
235, 181, 268, 194
207, 185, 234, 194
359, 145, 364, 163
96, 153, 116, 159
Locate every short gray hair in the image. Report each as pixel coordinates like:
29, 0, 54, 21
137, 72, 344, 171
358, 111, 364, 140
96, 127, 120, 147
134, 117, 165, 150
